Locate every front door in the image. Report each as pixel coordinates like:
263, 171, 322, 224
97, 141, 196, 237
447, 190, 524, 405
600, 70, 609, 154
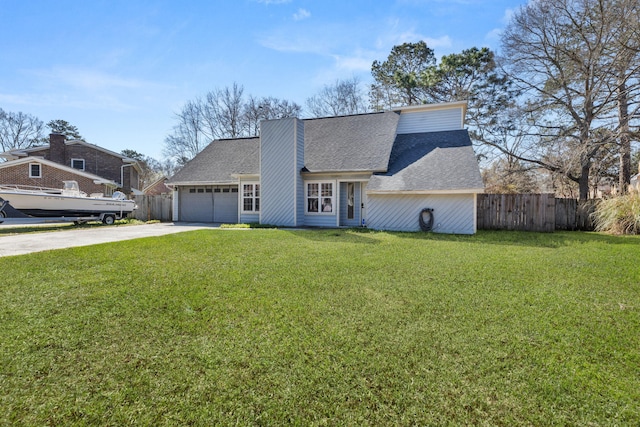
339, 182, 361, 227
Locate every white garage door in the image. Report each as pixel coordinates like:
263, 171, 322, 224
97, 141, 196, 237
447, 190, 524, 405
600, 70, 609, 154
179, 186, 238, 223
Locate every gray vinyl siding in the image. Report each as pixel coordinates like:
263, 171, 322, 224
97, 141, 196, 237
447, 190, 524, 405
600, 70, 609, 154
396, 108, 463, 134
260, 118, 300, 226
240, 213, 259, 223
295, 119, 305, 226
304, 213, 337, 227
367, 193, 476, 234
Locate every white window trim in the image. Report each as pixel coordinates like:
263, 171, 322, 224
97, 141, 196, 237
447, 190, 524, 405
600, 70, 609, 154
241, 183, 260, 213
29, 162, 42, 178
305, 180, 336, 215
71, 158, 85, 171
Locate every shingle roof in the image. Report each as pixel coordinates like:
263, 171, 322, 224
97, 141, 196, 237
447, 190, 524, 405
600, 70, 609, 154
166, 118, 484, 194
367, 130, 484, 192
303, 111, 400, 172
167, 137, 260, 185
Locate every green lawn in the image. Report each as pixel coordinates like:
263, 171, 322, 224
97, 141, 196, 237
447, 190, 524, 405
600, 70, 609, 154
1, 229, 638, 426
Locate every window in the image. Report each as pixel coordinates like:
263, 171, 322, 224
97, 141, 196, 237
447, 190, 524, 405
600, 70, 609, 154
242, 183, 260, 212
71, 158, 85, 171
306, 181, 334, 214
29, 163, 41, 178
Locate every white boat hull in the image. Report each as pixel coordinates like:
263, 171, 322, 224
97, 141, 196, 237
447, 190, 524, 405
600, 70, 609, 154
0, 190, 136, 218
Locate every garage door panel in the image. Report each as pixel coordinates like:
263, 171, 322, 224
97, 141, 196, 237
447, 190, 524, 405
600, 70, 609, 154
179, 186, 237, 223
179, 189, 214, 222
213, 192, 238, 223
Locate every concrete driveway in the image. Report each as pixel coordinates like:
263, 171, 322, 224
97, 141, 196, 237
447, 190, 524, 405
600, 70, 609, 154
0, 222, 218, 257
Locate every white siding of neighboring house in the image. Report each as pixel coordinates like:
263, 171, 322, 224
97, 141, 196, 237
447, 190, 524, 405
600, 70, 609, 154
172, 188, 179, 221
260, 118, 302, 227
366, 193, 477, 234
396, 108, 463, 134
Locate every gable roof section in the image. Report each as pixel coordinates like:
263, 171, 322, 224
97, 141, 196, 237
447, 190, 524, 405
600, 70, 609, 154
367, 130, 484, 193
303, 111, 400, 173
1, 139, 138, 163
0, 157, 119, 187
167, 137, 260, 185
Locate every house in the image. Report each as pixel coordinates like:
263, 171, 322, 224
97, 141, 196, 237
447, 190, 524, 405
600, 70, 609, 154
0, 133, 141, 195
143, 176, 172, 195
166, 101, 484, 234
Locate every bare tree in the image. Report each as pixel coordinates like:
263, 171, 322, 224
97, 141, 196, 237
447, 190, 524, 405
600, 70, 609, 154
244, 96, 302, 136
306, 77, 368, 117
201, 83, 245, 139
495, 0, 639, 201
163, 100, 208, 166
0, 108, 44, 155
164, 83, 302, 164
608, 0, 640, 193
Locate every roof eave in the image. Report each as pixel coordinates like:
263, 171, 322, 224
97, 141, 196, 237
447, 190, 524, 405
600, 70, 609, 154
366, 188, 485, 195
165, 180, 239, 187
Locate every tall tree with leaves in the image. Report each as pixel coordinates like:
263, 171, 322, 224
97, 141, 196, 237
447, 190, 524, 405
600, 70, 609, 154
46, 119, 83, 140
425, 47, 516, 159
370, 41, 436, 109
0, 108, 44, 154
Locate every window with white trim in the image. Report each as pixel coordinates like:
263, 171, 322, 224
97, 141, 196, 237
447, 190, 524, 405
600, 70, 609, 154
29, 163, 41, 178
71, 158, 85, 170
306, 181, 334, 214
242, 183, 260, 213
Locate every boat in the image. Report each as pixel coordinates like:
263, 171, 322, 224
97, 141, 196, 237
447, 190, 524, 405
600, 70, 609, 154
0, 180, 136, 222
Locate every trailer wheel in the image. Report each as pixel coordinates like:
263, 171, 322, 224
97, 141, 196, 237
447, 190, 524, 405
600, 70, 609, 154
102, 214, 116, 225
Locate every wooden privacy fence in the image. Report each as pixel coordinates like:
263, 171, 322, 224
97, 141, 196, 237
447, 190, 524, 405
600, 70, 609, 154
132, 194, 173, 222
477, 194, 596, 232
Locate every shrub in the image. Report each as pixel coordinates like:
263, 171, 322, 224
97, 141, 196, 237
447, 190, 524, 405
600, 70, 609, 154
592, 187, 640, 234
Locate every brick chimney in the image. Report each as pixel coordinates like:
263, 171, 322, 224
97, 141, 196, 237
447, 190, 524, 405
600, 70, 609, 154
49, 133, 66, 164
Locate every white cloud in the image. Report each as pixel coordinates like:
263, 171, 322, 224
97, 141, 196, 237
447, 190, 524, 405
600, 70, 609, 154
293, 8, 311, 21
5, 67, 173, 112
30, 67, 146, 92
424, 35, 453, 49
485, 27, 503, 45
502, 7, 516, 25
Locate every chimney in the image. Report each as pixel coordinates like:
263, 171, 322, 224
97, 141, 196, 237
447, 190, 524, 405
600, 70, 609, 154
49, 133, 66, 164
259, 117, 304, 227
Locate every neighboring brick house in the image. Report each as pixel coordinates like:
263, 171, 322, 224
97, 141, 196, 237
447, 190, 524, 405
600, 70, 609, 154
0, 133, 141, 195
143, 176, 171, 195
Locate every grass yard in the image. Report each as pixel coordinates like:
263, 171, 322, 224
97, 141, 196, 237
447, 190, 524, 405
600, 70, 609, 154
1, 229, 638, 426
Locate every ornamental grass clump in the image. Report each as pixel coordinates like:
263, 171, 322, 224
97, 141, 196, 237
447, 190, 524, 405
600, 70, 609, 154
592, 186, 640, 234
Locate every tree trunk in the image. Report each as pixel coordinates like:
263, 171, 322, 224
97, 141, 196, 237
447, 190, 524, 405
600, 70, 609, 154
617, 72, 631, 194
578, 164, 591, 202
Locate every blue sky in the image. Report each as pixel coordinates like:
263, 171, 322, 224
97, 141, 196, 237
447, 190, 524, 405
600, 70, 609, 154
0, 0, 524, 159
